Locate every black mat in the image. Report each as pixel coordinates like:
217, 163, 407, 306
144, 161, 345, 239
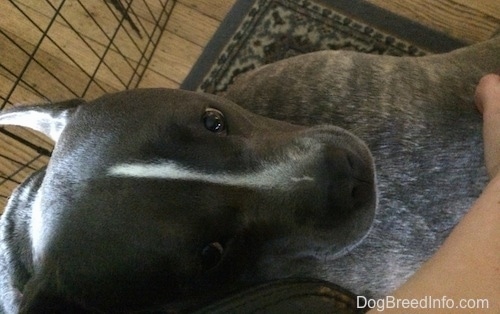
181, 0, 465, 93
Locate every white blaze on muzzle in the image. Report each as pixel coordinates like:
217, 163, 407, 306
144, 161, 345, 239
107, 161, 315, 190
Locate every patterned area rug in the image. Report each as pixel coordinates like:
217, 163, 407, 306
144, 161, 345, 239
181, 0, 465, 93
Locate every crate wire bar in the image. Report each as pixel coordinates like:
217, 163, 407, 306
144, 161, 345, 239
0, 0, 176, 211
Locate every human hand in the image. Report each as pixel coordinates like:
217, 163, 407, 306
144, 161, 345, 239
475, 73, 500, 178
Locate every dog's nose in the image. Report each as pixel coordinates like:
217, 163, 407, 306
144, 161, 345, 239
323, 147, 375, 219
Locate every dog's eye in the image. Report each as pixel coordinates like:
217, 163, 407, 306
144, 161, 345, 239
203, 108, 225, 133
201, 242, 224, 270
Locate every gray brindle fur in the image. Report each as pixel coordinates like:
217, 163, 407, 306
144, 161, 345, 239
224, 36, 500, 295
0, 34, 499, 312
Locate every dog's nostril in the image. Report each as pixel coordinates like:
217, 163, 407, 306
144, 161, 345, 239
327, 179, 372, 222
323, 148, 374, 215
350, 180, 373, 205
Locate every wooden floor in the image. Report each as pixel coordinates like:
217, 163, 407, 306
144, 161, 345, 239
0, 0, 499, 212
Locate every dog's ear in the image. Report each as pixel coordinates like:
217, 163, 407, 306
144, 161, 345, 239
0, 98, 84, 142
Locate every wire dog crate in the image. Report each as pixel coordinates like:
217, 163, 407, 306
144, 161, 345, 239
0, 0, 176, 212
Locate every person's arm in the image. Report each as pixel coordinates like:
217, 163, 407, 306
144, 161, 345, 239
368, 74, 500, 313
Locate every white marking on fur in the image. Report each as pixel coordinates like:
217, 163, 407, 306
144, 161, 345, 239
0, 110, 69, 142
30, 192, 44, 264
108, 160, 316, 190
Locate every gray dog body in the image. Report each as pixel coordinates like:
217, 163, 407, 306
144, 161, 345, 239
0, 34, 499, 312
225, 36, 500, 295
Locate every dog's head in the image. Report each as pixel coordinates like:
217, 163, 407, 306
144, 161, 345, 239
0, 89, 376, 311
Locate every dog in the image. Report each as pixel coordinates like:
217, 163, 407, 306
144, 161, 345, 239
0, 34, 499, 313
0, 90, 376, 312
